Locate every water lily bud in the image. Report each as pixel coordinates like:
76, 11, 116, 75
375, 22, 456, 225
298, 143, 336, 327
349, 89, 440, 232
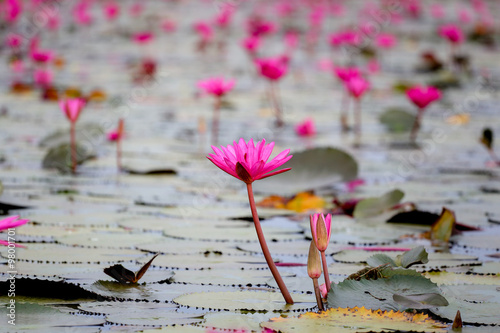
316, 215, 329, 251
307, 241, 322, 279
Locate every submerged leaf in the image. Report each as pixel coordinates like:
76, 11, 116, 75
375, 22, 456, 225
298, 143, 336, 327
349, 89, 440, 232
261, 307, 448, 333
42, 143, 95, 174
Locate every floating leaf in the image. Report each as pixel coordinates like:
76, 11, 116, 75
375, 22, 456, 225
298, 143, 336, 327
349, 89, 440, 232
104, 253, 159, 284
353, 189, 404, 219
430, 207, 455, 244
254, 147, 358, 195
39, 123, 105, 149
42, 143, 95, 174
261, 307, 448, 333
379, 108, 416, 133
424, 271, 500, 285
394, 245, 429, 268
327, 273, 448, 311
0, 301, 105, 329
431, 285, 500, 325
174, 291, 314, 312
285, 191, 326, 212
480, 128, 494, 150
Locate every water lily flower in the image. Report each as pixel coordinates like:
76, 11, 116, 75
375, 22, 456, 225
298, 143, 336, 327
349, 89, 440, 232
208, 139, 293, 304
346, 76, 370, 99
241, 35, 260, 57
308, 240, 324, 311
430, 4, 445, 19
133, 32, 153, 44
6, 33, 22, 48
0, 216, 29, 247
376, 33, 397, 49
439, 24, 464, 44
198, 77, 235, 145
208, 138, 291, 184
255, 57, 288, 127
406, 85, 441, 109
60, 98, 86, 174
334, 66, 361, 83
310, 213, 332, 293
104, 1, 120, 21
295, 118, 316, 137
198, 77, 235, 97
406, 85, 441, 141
34, 68, 53, 87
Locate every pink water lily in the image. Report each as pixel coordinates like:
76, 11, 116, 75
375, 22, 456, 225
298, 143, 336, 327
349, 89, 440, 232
334, 66, 361, 82
295, 118, 316, 137
255, 57, 287, 81
0, 216, 29, 246
406, 85, 441, 141
60, 98, 86, 174
208, 138, 291, 184
60, 98, 85, 123
133, 32, 153, 44
346, 76, 370, 99
104, 0, 120, 21
376, 33, 397, 49
310, 213, 332, 294
198, 77, 235, 97
439, 24, 464, 44
406, 85, 441, 109
208, 138, 294, 304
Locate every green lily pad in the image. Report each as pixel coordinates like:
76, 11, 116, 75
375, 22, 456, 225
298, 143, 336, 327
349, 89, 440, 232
145, 253, 268, 270
0, 302, 105, 330
379, 108, 416, 133
39, 122, 105, 149
327, 273, 448, 311
430, 285, 500, 325
423, 271, 500, 285
42, 143, 96, 174
202, 312, 275, 332
253, 147, 358, 195
174, 291, 314, 312
353, 189, 404, 219
55, 230, 164, 248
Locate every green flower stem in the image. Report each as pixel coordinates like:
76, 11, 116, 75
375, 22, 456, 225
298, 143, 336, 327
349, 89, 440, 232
313, 278, 324, 311
320, 250, 331, 292
246, 183, 293, 304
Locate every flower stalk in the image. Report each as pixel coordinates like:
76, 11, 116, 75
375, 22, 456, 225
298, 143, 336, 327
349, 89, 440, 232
246, 182, 293, 304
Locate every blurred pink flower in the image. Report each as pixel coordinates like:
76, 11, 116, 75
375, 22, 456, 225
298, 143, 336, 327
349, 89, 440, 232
60, 98, 86, 123
346, 76, 370, 99
207, 138, 292, 184
255, 57, 287, 81
334, 66, 361, 82
346, 178, 365, 192
197, 77, 235, 97
3, 0, 22, 23
317, 58, 334, 72
295, 118, 316, 137
161, 19, 176, 33
284, 31, 299, 51
376, 33, 397, 49
246, 16, 276, 37
430, 4, 445, 19
104, 1, 120, 21
214, 4, 234, 28
73, 1, 92, 26
11, 59, 24, 73
439, 24, 464, 44
406, 85, 441, 109
34, 68, 53, 86
133, 32, 153, 44
241, 35, 260, 54
6, 33, 22, 48
329, 30, 362, 48
0, 216, 29, 246
367, 59, 380, 74
194, 21, 213, 42
129, 2, 144, 17
458, 7, 473, 24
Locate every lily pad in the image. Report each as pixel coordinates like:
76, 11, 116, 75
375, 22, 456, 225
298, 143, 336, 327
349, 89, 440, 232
39, 123, 105, 149
261, 307, 448, 333
353, 189, 404, 219
42, 143, 96, 174
0, 302, 105, 330
253, 147, 358, 195
327, 273, 448, 311
379, 108, 416, 133
174, 291, 314, 312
